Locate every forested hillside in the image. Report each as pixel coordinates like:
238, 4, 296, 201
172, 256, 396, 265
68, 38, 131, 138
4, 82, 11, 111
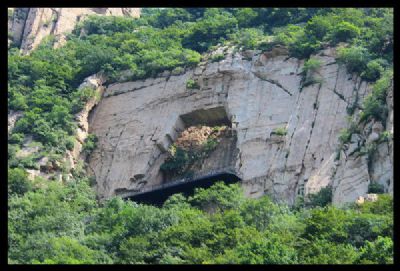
8, 8, 393, 264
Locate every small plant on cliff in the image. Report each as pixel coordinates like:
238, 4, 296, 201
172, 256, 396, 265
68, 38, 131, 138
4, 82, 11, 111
186, 79, 200, 89
338, 118, 359, 145
272, 126, 287, 136
82, 134, 98, 155
302, 57, 322, 74
359, 69, 392, 123
160, 146, 191, 175
210, 53, 225, 63
301, 57, 323, 90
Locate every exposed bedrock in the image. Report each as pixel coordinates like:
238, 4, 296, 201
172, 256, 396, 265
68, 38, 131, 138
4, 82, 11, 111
88, 46, 392, 205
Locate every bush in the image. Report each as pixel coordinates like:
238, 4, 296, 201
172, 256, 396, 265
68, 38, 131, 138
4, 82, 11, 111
368, 182, 384, 194
186, 79, 200, 89
272, 126, 287, 136
65, 137, 75, 151
160, 147, 191, 175
306, 186, 332, 208
337, 46, 369, 74
338, 118, 359, 145
82, 134, 98, 155
330, 21, 360, 44
302, 57, 322, 74
361, 59, 384, 82
210, 53, 225, 62
9, 133, 25, 145
357, 236, 393, 264
8, 167, 32, 196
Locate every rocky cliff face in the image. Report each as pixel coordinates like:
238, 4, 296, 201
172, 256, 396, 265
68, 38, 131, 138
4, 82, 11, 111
8, 8, 140, 53
88, 46, 393, 205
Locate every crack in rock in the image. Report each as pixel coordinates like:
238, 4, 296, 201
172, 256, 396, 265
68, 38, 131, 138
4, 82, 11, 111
252, 71, 293, 96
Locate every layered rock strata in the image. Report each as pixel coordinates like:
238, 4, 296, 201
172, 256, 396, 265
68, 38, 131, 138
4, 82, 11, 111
77, 46, 392, 204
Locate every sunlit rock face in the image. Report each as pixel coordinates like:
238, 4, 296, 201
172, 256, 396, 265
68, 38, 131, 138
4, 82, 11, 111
88, 46, 392, 205
8, 8, 140, 53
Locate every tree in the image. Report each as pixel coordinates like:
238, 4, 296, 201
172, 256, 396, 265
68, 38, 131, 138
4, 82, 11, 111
8, 168, 32, 196
357, 236, 393, 264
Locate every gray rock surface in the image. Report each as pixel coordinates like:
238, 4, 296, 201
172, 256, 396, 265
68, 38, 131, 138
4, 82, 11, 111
87, 46, 393, 204
8, 8, 140, 54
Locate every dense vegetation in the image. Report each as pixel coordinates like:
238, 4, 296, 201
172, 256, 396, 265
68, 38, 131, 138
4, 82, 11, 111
8, 180, 393, 264
8, 8, 393, 264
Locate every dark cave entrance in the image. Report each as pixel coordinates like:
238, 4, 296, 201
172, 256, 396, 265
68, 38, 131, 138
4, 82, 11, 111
123, 105, 240, 206
126, 171, 241, 206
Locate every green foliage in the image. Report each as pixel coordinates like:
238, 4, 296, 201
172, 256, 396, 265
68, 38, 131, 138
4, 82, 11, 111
272, 126, 287, 136
65, 137, 75, 151
8, 178, 393, 264
160, 146, 191, 175
368, 182, 384, 194
306, 186, 332, 208
189, 182, 245, 213
9, 133, 25, 145
228, 28, 265, 50
186, 79, 200, 89
357, 236, 393, 264
8, 7, 393, 265
302, 57, 322, 74
8, 168, 32, 196
359, 69, 392, 123
210, 53, 225, 62
299, 239, 359, 264
357, 194, 393, 215
361, 59, 384, 81
330, 21, 360, 44
82, 134, 98, 155
337, 45, 371, 75
338, 118, 359, 145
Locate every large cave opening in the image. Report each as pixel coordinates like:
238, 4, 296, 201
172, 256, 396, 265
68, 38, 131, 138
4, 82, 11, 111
125, 106, 241, 205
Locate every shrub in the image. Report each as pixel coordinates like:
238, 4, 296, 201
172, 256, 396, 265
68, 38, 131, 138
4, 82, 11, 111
302, 57, 322, 74
337, 46, 369, 74
160, 147, 191, 175
8, 167, 32, 196
361, 60, 384, 82
186, 79, 200, 89
289, 36, 321, 59
338, 118, 359, 145
304, 15, 332, 40
306, 186, 332, 208
357, 236, 393, 264
82, 134, 98, 155
272, 126, 287, 136
229, 27, 264, 50
9, 133, 25, 145
330, 21, 360, 44
65, 137, 75, 151
210, 53, 225, 62
359, 69, 392, 123
368, 182, 384, 194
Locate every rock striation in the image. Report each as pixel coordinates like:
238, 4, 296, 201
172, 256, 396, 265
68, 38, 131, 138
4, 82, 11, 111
88, 46, 393, 205
8, 8, 140, 53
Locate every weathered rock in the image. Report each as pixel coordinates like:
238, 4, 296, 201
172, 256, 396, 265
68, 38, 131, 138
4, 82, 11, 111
365, 193, 378, 202
87, 46, 391, 205
9, 8, 140, 54
8, 110, 23, 134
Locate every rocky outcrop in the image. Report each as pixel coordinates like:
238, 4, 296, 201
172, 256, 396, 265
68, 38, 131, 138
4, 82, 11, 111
8, 8, 140, 53
8, 110, 23, 134
87, 45, 393, 204
11, 74, 106, 182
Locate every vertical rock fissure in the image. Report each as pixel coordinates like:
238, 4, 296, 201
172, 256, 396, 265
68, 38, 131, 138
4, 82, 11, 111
103, 124, 127, 188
